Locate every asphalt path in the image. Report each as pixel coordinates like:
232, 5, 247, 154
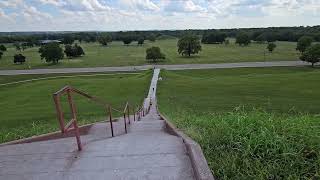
0, 61, 309, 75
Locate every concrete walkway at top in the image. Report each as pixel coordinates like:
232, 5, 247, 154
0, 69, 195, 180
0, 61, 308, 75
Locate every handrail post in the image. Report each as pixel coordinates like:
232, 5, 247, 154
73, 120, 82, 151
108, 106, 114, 137
134, 111, 136, 122
67, 89, 82, 151
53, 94, 65, 133
123, 113, 127, 133
128, 104, 130, 125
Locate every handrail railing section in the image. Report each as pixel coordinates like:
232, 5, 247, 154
53, 85, 151, 151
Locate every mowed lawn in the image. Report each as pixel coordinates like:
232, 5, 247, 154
157, 67, 320, 179
0, 71, 151, 143
0, 39, 299, 70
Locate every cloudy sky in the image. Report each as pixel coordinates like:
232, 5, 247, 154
0, 0, 320, 32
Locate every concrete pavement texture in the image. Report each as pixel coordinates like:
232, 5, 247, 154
0, 61, 308, 75
0, 69, 196, 180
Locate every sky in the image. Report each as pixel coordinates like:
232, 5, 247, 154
0, 0, 319, 32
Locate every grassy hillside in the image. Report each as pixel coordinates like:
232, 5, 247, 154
0, 71, 151, 143
158, 67, 320, 179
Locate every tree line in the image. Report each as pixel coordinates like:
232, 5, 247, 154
0, 26, 319, 45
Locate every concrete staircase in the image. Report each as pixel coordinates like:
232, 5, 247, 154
0, 69, 195, 180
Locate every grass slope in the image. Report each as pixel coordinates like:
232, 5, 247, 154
158, 67, 320, 179
0, 39, 299, 70
0, 71, 151, 143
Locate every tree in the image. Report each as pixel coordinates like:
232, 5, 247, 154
300, 44, 320, 67
39, 42, 64, 64
137, 37, 144, 46
74, 44, 85, 57
146, 47, 165, 63
13, 54, 26, 64
0, 45, 6, 51
267, 43, 277, 53
14, 43, 21, 51
177, 34, 202, 57
0, 51, 3, 59
64, 44, 85, 58
98, 33, 112, 46
122, 35, 133, 45
296, 36, 313, 53
63, 36, 74, 44
236, 33, 251, 46
148, 34, 156, 42
224, 39, 230, 45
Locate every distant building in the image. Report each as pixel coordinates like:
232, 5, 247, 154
39, 40, 62, 45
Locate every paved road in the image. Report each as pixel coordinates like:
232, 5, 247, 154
0, 61, 308, 75
0, 69, 195, 180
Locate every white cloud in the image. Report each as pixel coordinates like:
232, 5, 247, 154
184, 0, 206, 12
38, 0, 66, 6
120, 0, 160, 11
0, 0, 23, 8
23, 6, 52, 22
1, 0, 320, 31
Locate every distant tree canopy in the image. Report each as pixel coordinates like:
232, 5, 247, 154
39, 42, 64, 64
146, 47, 165, 62
98, 33, 112, 46
236, 33, 251, 46
267, 42, 277, 53
255, 32, 277, 43
300, 44, 320, 67
13, 54, 26, 64
148, 34, 156, 42
178, 34, 202, 57
0, 44, 6, 51
62, 36, 75, 44
296, 36, 314, 53
138, 37, 144, 45
202, 32, 226, 44
64, 44, 85, 58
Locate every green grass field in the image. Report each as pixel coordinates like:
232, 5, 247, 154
158, 67, 320, 179
0, 71, 151, 143
0, 39, 299, 70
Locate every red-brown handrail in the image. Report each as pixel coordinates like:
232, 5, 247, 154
53, 85, 151, 151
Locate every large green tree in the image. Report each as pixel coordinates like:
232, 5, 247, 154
296, 36, 313, 53
39, 42, 64, 64
137, 37, 144, 46
64, 44, 85, 58
300, 44, 320, 67
177, 34, 202, 57
98, 33, 112, 46
0, 44, 6, 51
236, 33, 251, 46
13, 54, 26, 64
146, 47, 165, 63
267, 43, 276, 53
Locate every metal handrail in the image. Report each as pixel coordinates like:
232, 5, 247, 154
53, 85, 152, 151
